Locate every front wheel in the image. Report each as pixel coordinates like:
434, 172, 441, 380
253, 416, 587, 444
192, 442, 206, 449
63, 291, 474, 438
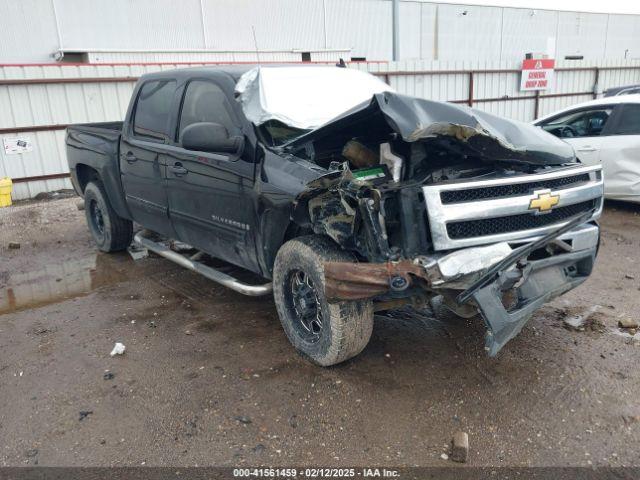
273, 235, 374, 366
84, 181, 133, 252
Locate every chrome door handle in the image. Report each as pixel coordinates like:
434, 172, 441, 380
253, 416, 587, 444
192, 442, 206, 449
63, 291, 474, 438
169, 163, 188, 176
576, 146, 596, 152
124, 151, 137, 163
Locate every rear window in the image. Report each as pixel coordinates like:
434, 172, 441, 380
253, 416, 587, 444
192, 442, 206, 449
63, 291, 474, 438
610, 104, 640, 135
133, 80, 176, 140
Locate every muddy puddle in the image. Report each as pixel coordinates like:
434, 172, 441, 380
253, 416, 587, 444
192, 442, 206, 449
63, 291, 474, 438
0, 253, 133, 315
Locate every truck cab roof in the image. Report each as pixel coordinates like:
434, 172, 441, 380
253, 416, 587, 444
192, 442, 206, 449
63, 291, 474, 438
138, 64, 255, 83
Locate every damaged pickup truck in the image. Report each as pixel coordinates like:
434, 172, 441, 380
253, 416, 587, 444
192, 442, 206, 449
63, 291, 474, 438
66, 65, 603, 366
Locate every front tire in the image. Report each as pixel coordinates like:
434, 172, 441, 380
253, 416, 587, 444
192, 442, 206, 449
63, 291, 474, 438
273, 235, 374, 366
84, 181, 133, 252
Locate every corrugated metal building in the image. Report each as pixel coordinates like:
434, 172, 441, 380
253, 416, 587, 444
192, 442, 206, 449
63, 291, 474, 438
3, 58, 640, 200
1, 0, 639, 64
2, 1, 640, 200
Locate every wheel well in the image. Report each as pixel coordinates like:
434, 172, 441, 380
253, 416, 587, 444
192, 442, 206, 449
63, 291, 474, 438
263, 222, 313, 277
75, 164, 100, 193
282, 222, 313, 244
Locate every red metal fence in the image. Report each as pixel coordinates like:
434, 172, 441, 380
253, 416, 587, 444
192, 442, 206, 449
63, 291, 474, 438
1, 61, 640, 192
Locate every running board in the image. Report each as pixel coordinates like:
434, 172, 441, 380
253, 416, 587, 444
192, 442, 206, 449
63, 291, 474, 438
133, 231, 272, 297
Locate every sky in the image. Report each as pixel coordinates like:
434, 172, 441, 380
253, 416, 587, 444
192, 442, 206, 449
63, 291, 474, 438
429, 0, 640, 15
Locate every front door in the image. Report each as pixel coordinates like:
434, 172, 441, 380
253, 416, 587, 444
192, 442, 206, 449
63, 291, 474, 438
563, 137, 604, 167
165, 78, 259, 272
538, 105, 615, 166
120, 79, 176, 237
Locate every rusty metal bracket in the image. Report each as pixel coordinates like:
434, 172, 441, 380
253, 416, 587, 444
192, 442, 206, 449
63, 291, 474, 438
324, 260, 434, 301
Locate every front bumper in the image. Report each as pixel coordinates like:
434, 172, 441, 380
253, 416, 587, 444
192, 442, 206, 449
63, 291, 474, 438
324, 221, 599, 356
473, 242, 597, 356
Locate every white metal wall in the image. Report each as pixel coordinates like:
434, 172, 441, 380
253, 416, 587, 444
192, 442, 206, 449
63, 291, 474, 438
500, 8, 558, 62
201, 0, 326, 51
0, 0, 61, 64
2, 59, 640, 200
325, 0, 392, 60
56, 0, 205, 51
82, 50, 351, 64
364, 58, 640, 118
1, 64, 148, 200
2, 0, 640, 64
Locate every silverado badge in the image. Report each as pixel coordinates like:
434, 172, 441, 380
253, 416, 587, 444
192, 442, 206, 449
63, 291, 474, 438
529, 191, 560, 213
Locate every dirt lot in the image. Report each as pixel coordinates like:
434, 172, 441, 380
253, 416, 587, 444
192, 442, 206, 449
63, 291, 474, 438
1, 195, 640, 468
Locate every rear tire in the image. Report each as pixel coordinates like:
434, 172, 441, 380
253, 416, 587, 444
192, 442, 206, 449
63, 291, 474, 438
273, 235, 374, 366
84, 181, 133, 252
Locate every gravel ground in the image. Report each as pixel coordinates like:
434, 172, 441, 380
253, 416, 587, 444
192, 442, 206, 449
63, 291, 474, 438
1, 196, 639, 468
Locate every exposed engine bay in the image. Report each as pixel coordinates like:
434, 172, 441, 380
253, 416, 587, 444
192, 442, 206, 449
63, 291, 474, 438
279, 91, 580, 262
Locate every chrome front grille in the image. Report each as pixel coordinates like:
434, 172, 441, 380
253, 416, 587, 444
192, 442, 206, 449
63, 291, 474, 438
446, 199, 596, 239
439, 173, 590, 204
422, 165, 604, 251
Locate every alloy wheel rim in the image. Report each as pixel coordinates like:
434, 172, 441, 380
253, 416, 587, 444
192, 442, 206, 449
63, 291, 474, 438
90, 200, 105, 236
289, 269, 323, 341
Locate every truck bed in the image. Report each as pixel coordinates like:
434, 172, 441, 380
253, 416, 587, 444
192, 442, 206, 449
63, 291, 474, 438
68, 121, 123, 133
66, 121, 123, 171
65, 121, 130, 219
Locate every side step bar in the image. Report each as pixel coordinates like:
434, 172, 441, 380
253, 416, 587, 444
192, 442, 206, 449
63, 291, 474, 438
133, 231, 272, 297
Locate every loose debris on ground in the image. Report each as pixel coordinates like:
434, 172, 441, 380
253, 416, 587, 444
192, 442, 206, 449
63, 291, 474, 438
451, 432, 469, 463
109, 343, 126, 356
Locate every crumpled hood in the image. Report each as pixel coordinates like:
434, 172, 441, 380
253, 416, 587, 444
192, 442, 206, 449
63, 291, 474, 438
285, 92, 576, 166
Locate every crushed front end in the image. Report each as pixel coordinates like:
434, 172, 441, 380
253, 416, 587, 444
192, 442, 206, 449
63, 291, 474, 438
315, 164, 603, 356
238, 74, 604, 356
419, 164, 602, 355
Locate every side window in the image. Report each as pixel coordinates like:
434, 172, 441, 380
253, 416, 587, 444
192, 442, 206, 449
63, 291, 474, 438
178, 80, 240, 142
619, 88, 640, 96
609, 104, 640, 136
540, 108, 613, 138
133, 80, 176, 141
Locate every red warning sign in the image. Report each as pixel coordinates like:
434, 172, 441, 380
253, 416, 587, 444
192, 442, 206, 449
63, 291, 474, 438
520, 58, 555, 91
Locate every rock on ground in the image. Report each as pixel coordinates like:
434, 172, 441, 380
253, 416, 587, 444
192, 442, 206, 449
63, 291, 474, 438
451, 431, 469, 463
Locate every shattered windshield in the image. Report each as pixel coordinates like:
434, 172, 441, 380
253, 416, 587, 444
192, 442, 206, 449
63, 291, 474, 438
258, 120, 309, 147
235, 66, 393, 144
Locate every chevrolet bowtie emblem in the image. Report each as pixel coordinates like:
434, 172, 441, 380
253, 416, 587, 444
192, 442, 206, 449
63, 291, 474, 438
529, 191, 560, 213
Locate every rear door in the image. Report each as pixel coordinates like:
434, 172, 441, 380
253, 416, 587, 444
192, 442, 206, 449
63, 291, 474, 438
598, 103, 640, 201
120, 79, 176, 237
164, 77, 259, 271
537, 106, 615, 166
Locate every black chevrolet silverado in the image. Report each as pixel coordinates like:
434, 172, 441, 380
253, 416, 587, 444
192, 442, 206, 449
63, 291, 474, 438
66, 65, 603, 366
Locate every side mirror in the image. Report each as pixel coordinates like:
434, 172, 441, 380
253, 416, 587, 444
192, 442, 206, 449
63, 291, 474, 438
181, 122, 242, 154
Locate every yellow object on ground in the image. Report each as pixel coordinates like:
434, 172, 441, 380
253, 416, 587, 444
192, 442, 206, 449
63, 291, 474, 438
0, 177, 13, 207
